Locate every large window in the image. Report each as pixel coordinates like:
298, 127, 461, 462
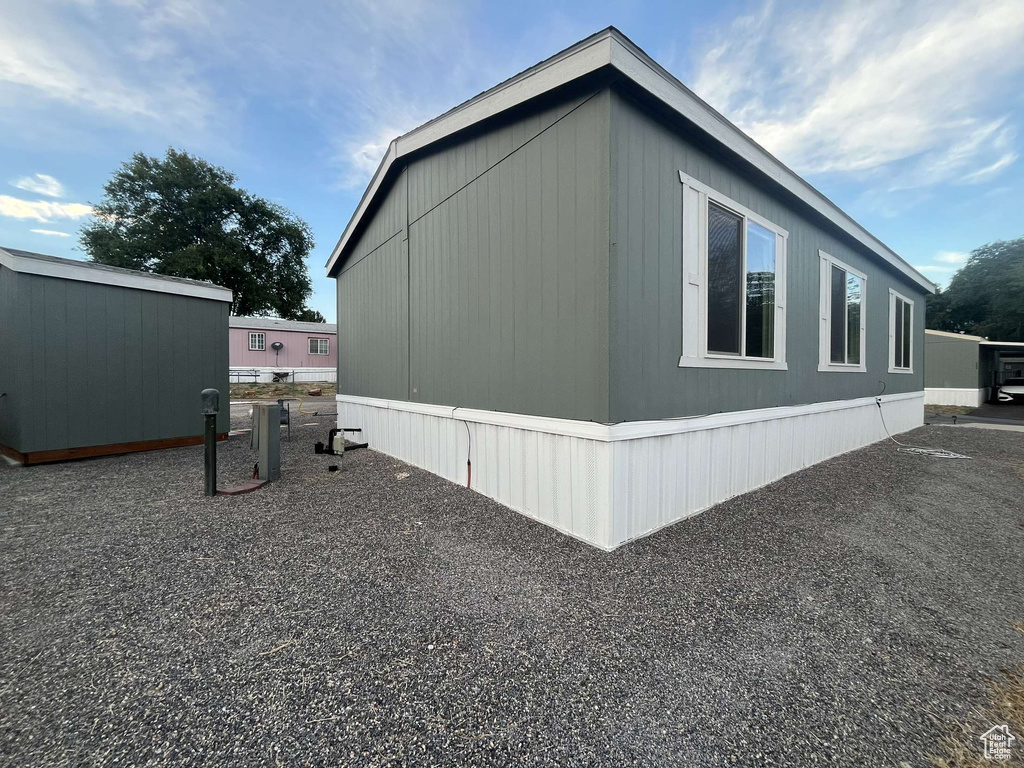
818, 251, 866, 372
679, 172, 788, 370
308, 338, 330, 355
889, 290, 914, 373
248, 332, 266, 351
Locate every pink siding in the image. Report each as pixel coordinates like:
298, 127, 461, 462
229, 327, 337, 369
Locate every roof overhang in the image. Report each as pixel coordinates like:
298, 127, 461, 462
0, 247, 233, 302
325, 27, 935, 294
925, 329, 985, 341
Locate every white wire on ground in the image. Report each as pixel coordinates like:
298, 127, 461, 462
875, 399, 971, 460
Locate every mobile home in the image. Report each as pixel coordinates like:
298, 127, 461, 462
326, 28, 934, 549
229, 316, 337, 383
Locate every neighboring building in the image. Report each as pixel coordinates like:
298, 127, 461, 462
326, 28, 934, 550
229, 316, 337, 383
925, 329, 1024, 406
0, 247, 230, 465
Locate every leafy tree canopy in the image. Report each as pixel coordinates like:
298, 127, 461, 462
293, 308, 326, 323
80, 148, 318, 319
926, 236, 1024, 341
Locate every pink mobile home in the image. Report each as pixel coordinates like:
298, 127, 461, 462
229, 316, 337, 383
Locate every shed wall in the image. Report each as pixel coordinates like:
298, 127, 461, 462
6, 272, 228, 454
608, 90, 927, 422
337, 87, 612, 422
924, 333, 982, 389
0, 266, 19, 449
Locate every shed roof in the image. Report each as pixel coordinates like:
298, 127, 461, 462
925, 329, 1024, 348
0, 247, 233, 302
925, 329, 986, 342
229, 316, 337, 334
325, 26, 934, 293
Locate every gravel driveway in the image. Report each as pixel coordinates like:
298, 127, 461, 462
2, 412, 1023, 767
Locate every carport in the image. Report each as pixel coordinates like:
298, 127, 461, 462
975, 339, 1024, 420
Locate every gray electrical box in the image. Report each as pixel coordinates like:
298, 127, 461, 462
251, 403, 281, 481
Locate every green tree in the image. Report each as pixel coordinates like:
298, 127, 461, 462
293, 308, 326, 323
924, 286, 954, 332
80, 148, 317, 319
934, 237, 1024, 341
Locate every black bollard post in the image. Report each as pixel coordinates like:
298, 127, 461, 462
201, 388, 220, 496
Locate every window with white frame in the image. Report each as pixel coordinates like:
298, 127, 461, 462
678, 171, 788, 370
248, 332, 266, 351
889, 290, 914, 373
308, 337, 329, 355
818, 251, 866, 372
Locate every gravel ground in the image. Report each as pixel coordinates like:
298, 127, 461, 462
2, 415, 1023, 767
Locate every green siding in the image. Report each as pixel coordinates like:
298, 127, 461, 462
924, 333, 982, 389
0, 267, 19, 448
608, 90, 927, 422
3, 272, 228, 454
337, 87, 611, 422
337, 231, 409, 401
333, 83, 929, 426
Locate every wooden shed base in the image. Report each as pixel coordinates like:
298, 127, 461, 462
0, 433, 228, 466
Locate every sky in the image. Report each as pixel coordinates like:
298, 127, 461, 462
2, 0, 1023, 322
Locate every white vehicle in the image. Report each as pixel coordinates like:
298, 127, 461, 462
998, 378, 1024, 402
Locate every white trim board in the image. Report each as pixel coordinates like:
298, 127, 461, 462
924, 388, 986, 408
0, 247, 233, 302
337, 392, 925, 550
324, 28, 934, 295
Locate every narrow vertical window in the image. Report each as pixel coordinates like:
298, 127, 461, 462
846, 274, 862, 365
818, 252, 866, 372
894, 300, 904, 368
706, 202, 743, 355
889, 291, 914, 372
745, 221, 776, 359
902, 302, 911, 369
830, 266, 846, 363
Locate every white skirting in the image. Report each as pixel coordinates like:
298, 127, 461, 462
230, 367, 337, 384
924, 387, 985, 407
337, 391, 925, 550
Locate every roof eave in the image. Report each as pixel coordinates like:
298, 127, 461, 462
325, 27, 935, 294
0, 247, 234, 303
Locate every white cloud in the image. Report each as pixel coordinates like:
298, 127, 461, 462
692, 0, 1024, 190
0, 0, 217, 133
344, 129, 399, 185
30, 228, 72, 237
11, 173, 64, 197
0, 196, 93, 222
914, 264, 955, 274
935, 251, 968, 265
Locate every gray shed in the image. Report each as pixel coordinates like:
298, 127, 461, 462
0, 247, 231, 465
326, 27, 935, 549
